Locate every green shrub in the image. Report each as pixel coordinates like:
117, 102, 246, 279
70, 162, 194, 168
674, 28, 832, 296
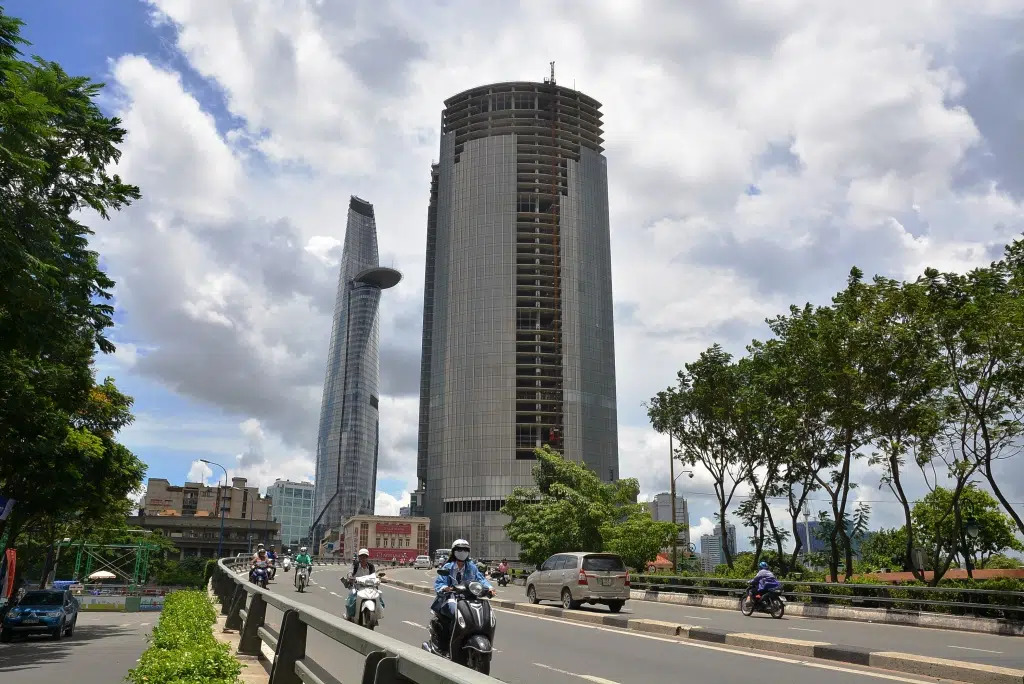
204, 559, 219, 587
126, 590, 241, 684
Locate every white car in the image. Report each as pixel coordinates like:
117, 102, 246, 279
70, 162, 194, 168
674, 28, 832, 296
413, 555, 432, 569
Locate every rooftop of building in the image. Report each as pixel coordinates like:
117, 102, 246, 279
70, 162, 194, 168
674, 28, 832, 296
443, 80, 602, 109
270, 479, 315, 488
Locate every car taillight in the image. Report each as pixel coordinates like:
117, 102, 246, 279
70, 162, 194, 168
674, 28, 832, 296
578, 570, 588, 585
624, 571, 630, 587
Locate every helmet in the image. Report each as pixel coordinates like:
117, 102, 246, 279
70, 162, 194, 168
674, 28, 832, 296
758, 561, 768, 569
451, 539, 470, 552
300, 547, 307, 553
358, 548, 369, 558
257, 543, 265, 549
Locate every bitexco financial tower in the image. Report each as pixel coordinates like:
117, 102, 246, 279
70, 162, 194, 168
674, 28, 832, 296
415, 75, 620, 559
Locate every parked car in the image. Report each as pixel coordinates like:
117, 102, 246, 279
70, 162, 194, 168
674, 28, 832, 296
1, 588, 79, 642
413, 555, 432, 569
525, 552, 630, 612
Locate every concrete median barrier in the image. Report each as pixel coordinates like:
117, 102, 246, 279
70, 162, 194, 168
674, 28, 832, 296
380, 575, 1024, 684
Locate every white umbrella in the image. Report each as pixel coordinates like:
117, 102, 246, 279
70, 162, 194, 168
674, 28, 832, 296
88, 570, 117, 580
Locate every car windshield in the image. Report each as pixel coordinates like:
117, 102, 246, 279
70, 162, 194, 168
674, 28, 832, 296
19, 592, 64, 606
583, 555, 626, 572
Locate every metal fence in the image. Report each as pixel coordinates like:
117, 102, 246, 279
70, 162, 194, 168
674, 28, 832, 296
211, 558, 499, 684
629, 575, 1024, 619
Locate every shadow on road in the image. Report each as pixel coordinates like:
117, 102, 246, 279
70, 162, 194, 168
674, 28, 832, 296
0, 625, 137, 672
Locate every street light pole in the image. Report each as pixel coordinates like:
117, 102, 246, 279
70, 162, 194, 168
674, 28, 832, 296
201, 459, 228, 559
670, 432, 677, 573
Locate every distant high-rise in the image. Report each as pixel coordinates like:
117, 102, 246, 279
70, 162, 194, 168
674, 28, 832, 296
416, 78, 619, 558
648, 493, 690, 550
267, 479, 314, 549
700, 523, 737, 569
312, 197, 401, 543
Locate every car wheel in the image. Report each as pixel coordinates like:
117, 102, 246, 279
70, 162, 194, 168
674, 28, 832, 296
607, 601, 624, 613
561, 589, 579, 610
52, 620, 65, 640
65, 617, 76, 637
527, 585, 539, 604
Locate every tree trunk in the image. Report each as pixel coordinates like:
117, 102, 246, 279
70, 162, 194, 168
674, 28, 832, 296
888, 452, 922, 580
39, 542, 55, 589
983, 458, 1024, 537
953, 500, 973, 580
765, 505, 785, 574
720, 507, 733, 569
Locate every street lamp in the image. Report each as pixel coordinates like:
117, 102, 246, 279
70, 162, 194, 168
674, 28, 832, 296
668, 431, 694, 573
200, 459, 229, 559
965, 519, 980, 539
310, 265, 402, 550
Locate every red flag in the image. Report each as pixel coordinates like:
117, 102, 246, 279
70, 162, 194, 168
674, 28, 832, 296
2, 549, 15, 600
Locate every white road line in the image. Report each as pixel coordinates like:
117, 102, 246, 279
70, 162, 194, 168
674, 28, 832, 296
384, 584, 938, 683
948, 645, 1003, 654
329, 591, 339, 596
789, 627, 823, 633
535, 662, 620, 684
140, 623, 150, 627
402, 620, 426, 629
677, 615, 711, 621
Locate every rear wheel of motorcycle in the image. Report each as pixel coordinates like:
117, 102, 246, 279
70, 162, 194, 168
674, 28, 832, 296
770, 598, 785, 619
363, 610, 377, 630
740, 597, 755, 616
466, 649, 491, 675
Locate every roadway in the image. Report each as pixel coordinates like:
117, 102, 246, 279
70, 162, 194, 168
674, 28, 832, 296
254, 565, 958, 684
0, 611, 153, 684
387, 567, 1023, 670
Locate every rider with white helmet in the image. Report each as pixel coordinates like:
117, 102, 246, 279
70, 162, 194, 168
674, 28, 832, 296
430, 539, 494, 652
345, 548, 376, 619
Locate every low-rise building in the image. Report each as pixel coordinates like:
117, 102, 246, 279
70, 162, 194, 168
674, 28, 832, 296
266, 479, 314, 550
133, 477, 280, 558
340, 515, 430, 564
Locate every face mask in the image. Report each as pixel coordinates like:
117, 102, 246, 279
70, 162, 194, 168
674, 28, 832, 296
454, 550, 470, 561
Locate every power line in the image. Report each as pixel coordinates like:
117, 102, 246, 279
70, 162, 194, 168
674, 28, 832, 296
672, 489, 1024, 507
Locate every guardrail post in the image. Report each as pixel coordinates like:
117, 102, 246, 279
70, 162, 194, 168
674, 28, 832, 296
217, 570, 234, 615
239, 593, 267, 656
269, 609, 306, 684
225, 584, 247, 631
371, 654, 413, 683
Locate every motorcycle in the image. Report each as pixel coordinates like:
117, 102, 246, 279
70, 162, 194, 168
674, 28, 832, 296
282, 556, 292, 573
268, 558, 277, 580
250, 561, 270, 589
423, 567, 496, 675
740, 583, 785, 619
489, 570, 510, 587
294, 565, 310, 593
342, 572, 386, 630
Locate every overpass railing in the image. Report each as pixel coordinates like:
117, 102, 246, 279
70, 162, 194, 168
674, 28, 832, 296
212, 558, 499, 684
629, 574, 1024, 619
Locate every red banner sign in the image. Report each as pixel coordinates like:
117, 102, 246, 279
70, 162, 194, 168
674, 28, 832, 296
375, 522, 411, 535
368, 548, 418, 563
2, 549, 15, 600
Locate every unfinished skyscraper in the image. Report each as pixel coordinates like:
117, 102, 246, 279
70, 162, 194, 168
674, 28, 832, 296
416, 75, 619, 558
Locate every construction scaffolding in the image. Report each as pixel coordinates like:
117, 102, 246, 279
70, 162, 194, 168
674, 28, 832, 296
67, 540, 158, 586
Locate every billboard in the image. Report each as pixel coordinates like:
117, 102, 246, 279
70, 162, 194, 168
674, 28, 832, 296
375, 522, 411, 535
368, 548, 418, 563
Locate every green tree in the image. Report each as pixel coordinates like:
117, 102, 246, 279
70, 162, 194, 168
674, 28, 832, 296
913, 485, 1022, 584
501, 447, 644, 566
858, 527, 910, 572
600, 513, 677, 572
980, 553, 1023, 570
0, 6, 140, 545
649, 345, 744, 568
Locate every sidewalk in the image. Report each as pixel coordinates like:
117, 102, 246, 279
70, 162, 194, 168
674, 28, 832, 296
0, 612, 152, 684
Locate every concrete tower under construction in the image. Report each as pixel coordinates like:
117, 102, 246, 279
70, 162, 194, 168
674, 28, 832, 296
415, 75, 619, 559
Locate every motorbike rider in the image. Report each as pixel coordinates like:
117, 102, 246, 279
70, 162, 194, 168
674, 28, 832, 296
251, 543, 266, 565
293, 546, 313, 586
345, 549, 375, 619
250, 547, 269, 581
431, 539, 494, 651
749, 561, 781, 600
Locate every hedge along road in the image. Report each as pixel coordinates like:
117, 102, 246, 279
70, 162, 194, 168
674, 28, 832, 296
252, 564, 952, 684
385, 567, 1023, 670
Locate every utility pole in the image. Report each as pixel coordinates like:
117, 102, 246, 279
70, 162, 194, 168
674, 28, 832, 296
669, 432, 678, 573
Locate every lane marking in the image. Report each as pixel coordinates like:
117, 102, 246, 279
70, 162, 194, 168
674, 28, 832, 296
677, 615, 711, 621
535, 662, 621, 683
329, 591, 340, 597
948, 645, 1003, 654
384, 584, 943, 683
402, 620, 426, 629
140, 623, 150, 627
789, 627, 823, 633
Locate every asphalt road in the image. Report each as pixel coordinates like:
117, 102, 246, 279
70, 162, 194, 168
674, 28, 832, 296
0, 611, 153, 684
385, 567, 1023, 670
254, 565, 954, 684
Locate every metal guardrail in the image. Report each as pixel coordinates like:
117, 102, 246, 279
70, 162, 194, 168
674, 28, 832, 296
629, 575, 1024, 618
212, 558, 499, 684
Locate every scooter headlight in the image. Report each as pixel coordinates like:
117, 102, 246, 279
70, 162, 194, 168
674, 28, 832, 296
468, 581, 484, 597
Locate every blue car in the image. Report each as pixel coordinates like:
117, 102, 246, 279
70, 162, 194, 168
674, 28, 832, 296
1, 589, 79, 642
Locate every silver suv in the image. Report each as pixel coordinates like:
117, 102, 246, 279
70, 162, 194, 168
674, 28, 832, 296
525, 552, 630, 612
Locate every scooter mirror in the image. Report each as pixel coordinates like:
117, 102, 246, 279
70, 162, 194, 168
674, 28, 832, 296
436, 567, 450, 577
377, 571, 386, 577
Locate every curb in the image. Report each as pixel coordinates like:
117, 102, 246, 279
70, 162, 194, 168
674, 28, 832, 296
384, 578, 1024, 684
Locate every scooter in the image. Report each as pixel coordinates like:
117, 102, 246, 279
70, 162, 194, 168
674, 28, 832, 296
294, 565, 310, 592
250, 561, 270, 589
740, 583, 785, 619
489, 570, 510, 587
423, 567, 496, 675
342, 572, 386, 630
282, 556, 292, 573
268, 559, 277, 580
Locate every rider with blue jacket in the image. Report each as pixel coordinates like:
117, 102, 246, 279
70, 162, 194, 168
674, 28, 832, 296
750, 561, 782, 597
431, 539, 494, 650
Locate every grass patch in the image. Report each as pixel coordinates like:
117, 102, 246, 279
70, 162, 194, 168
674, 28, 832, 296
126, 590, 242, 684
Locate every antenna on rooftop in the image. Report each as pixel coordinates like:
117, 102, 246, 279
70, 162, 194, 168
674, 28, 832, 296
546, 61, 556, 85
